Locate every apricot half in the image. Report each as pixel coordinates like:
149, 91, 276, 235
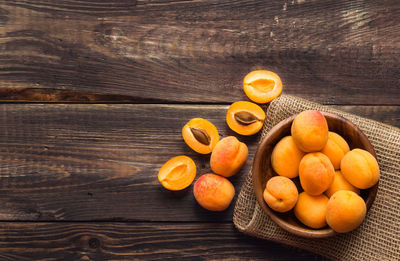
226, 101, 265, 135
340, 149, 380, 189
243, 70, 282, 104
210, 136, 248, 177
182, 118, 219, 154
193, 173, 235, 211
158, 155, 196, 191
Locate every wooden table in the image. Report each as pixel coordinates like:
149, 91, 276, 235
0, 0, 398, 260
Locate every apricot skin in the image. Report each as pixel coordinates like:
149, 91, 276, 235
299, 152, 335, 196
294, 192, 329, 229
326, 190, 366, 233
325, 170, 359, 198
263, 176, 298, 213
193, 173, 235, 211
271, 136, 305, 178
226, 101, 265, 136
291, 110, 329, 152
210, 136, 248, 177
321, 132, 350, 170
340, 149, 380, 189
182, 118, 219, 154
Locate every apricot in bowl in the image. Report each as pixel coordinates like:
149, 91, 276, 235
252, 111, 378, 238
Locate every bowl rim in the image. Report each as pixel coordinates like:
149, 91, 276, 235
252, 111, 379, 238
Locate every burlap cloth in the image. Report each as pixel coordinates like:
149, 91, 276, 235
233, 95, 400, 261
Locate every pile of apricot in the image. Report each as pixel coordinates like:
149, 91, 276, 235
264, 110, 380, 233
158, 70, 283, 211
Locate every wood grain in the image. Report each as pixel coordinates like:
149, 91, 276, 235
0, 0, 399, 104
0, 222, 325, 260
0, 104, 397, 221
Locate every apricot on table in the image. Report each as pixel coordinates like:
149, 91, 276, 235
158, 155, 196, 191
325, 170, 359, 198
193, 173, 235, 211
271, 136, 305, 178
340, 148, 380, 189
299, 152, 335, 196
326, 190, 366, 233
294, 192, 329, 229
243, 70, 283, 104
182, 118, 219, 154
210, 136, 248, 177
321, 132, 350, 169
291, 110, 329, 152
226, 101, 265, 136
263, 176, 298, 213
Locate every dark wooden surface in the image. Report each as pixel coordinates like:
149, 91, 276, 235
0, 0, 398, 260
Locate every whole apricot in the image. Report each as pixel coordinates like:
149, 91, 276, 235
299, 152, 335, 196
158, 156, 196, 191
210, 136, 248, 177
326, 190, 366, 233
340, 149, 380, 189
291, 110, 329, 152
294, 192, 329, 229
271, 136, 305, 178
226, 101, 265, 136
243, 70, 283, 104
193, 173, 235, 211
263, 176, 298, 213
182, 118, 219, 154
321, 132, 350, 169
325, 170, 359, 198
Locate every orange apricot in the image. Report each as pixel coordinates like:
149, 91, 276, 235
340, 149, 380, 189
321, 132, 350, 169
325, 170, 359, 198
294, 192, 329, 229
263, 176, 298, 213
326, 190, 366, 233
243, 70, 283, 104
299, 152, 335, 196
271, 136, 305, 178
158, 155, 196, 191
193, 173, 235, 211
182, 118, 219, 154
226, 101, 265, 135
210, 136, 248, 177
291, 110, 329, 152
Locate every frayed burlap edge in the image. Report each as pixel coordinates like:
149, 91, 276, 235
233, 95, 400, 261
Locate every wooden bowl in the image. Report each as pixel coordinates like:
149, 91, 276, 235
252, 112, 379, 238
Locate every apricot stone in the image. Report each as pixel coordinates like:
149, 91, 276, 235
291, 110, 329, 152
263, 176, 298, 213
321, 132, 350, 169
325, 170, 359, 198
294, 192, 329, 229
326, 190, 366, 233
299, 152, 335, 196
210, 136, 248, 177
271, 136, 305, 178
193, 173, 235, 211
340, 149, 380, 189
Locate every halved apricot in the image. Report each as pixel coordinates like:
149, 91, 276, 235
243, 70, 282, 104
182, 118, 219, 154
158, 155, 196, 191
226, 101, 265, 135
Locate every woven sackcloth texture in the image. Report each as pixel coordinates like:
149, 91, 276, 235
233, 95, 400, 261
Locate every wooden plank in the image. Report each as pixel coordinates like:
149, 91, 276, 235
0, 104, 398, 221
0, 222, 324, 260
0, 0, 399, 104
